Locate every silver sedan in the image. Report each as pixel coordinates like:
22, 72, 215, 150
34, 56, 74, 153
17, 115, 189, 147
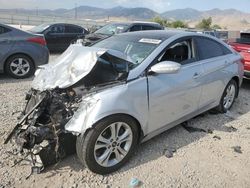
5, 31, 243, 175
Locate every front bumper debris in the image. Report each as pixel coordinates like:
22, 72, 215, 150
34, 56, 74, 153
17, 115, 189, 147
4, 89, 80, 175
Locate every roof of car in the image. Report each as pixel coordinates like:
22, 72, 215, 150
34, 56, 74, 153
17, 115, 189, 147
116, 30, 186, 40
117, 30, 226, 43
108, 21, 162, 26
39, 22, 83, 27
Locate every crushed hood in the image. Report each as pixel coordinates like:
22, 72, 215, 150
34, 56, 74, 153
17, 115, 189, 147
32, 44, 130, 91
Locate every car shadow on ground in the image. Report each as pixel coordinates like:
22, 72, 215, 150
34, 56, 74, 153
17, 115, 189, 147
0, 74, 33, 84
44, 79, 250, 177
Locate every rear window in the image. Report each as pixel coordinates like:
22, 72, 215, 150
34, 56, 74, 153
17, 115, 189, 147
142, 25, 161, 30
29, 23, 50, 33
129, 25, 142, 32
195, 37, 231, 60
95, 23, 129, 35
239, 33, 250, 44
241, 33, 250, 39
0, 26, 11, 34
65, 25, 83, 33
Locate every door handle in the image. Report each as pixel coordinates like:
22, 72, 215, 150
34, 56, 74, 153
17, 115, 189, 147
193, 72, 200, 79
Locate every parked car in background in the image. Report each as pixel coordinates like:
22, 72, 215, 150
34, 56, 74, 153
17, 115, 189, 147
0, 23, 49, 79
81, 22, 164, 46
6, 31, 243, 175
88, 25, 103, 33
229, 32, 250, 78
29, 23, 88, 53
188, 29, 228, 42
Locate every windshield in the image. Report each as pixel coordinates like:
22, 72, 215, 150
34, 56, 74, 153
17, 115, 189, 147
92, 35, 162, 69
94, 23, 129, 35
29, 23, 50, 33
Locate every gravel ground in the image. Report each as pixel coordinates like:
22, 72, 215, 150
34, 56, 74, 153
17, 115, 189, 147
0, 56, 250, 187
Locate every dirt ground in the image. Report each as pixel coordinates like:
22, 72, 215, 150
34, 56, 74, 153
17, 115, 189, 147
0, 71, 250, 188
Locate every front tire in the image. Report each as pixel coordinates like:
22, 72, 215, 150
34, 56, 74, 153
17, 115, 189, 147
216, 79, 237, 113
76, 115, 139, 174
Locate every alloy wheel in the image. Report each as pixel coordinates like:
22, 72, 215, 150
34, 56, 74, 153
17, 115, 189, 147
10, 58, 30, 76
223, 83, 236, 110
94, 122, 133, 167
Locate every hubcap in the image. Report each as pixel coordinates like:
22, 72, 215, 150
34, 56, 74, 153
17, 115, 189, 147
94, 122, 133, 167
223, 84, 236, 110
10, 58, 30, 76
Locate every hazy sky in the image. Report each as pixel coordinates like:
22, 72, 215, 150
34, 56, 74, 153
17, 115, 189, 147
1, 0, 250, 13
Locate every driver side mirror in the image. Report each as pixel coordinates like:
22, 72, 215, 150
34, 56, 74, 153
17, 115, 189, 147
150, 61, 181, 74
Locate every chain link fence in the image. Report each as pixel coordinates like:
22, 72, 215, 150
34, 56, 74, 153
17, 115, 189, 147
0, 13, 109, 28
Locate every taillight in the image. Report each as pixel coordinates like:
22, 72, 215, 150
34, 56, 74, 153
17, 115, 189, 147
27, 37, 46, 46
241, 57, 245, 64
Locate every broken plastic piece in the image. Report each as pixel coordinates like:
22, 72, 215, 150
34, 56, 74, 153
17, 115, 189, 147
227, 126, 237, 132
213, 135, 221, 140
164, 149, 173, 158
232, 146, 242, 154
130, 178, 140, 187
31, 166, 43, 174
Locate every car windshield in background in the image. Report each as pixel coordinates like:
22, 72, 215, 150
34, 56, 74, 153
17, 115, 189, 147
29, 23, 50, 33
92, 35, 162, 68
94, 23, 129, 35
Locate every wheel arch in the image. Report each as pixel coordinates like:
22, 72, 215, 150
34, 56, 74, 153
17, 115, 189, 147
84, 113, 144, 144
4, 53, 35, 72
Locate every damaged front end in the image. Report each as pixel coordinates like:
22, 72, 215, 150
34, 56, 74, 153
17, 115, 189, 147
5, 88, 82, 173
4, 45, 131, 174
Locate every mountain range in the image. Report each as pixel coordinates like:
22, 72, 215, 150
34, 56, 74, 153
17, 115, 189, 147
0, 6, 250, 30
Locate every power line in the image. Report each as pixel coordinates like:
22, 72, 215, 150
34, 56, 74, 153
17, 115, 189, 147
75, 3, 77, 19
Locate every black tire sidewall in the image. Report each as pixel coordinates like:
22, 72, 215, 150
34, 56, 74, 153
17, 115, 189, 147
76, 115, 139, 175
5, 54, 35, 79
219, 79, 237, 113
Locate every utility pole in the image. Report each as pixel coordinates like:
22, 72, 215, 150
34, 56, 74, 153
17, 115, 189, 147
75, 3, 78, 20
36, 7, 38, 16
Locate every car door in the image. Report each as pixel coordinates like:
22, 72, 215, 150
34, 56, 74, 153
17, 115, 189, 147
44, 24, 65, 52
0, 26, 13, 65
147, 37, 203, 133
194, 36, 233, 109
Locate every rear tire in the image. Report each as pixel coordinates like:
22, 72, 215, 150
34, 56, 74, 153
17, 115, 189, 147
76, 115, 139, 174
5, 54, 35, 79
216, 79, 237, 113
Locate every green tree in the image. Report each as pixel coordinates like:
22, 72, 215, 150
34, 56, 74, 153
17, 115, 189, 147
170, 20, 188, 28
151, 17, 188, 28
151, 16, 171, 27
196, 17, 212, 30
211, 24, 222, 30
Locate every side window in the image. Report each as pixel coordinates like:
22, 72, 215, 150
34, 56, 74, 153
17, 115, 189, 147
50, 25, 65, 34
65, 25, 82, 33
142, 25, 159, 30
0, 26, 10, 35
196, 37, 227, 60
129, 25, 142, 32
158, 39, 196, 65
